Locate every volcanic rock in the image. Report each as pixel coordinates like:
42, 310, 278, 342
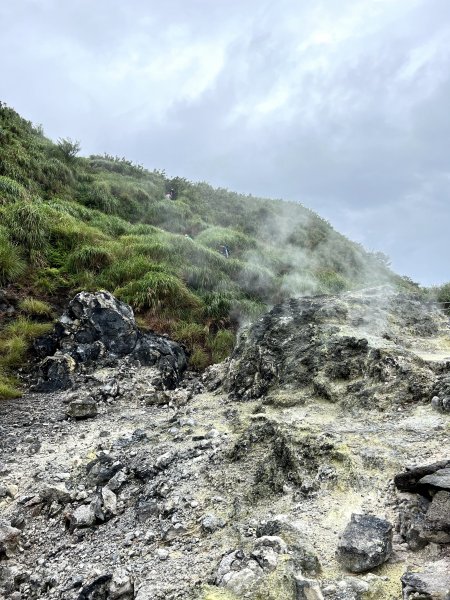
336, 514, 392, 573
33, 291, 187, 391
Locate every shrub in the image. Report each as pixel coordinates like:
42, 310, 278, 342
56, 137, 80, 162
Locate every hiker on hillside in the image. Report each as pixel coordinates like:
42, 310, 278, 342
219, 245, 230, 258
165, 188, 175, 200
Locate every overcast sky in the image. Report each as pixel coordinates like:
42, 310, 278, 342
1, 0, 450, 286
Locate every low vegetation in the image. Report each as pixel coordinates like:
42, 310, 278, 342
0, 101, 422, 398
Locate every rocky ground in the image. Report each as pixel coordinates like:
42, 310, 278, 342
0, 287, 449, 600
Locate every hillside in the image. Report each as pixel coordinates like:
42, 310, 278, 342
0, 102, 410, 398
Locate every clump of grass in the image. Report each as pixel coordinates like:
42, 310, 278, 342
66, 245, 113, 273
211, 329, 235, 363
3, 317, 53, 340
0, 318, 53, 396
0, 175, 29, 203
115, 270, 201, 313
99, 256, 158, 288
33, 267, 69, 293
1, 200, 49, 254
0, 335, 28, 368
190, 345, 210, 370
0, 227, 26, 284
0, 371, 21, 399
19, 297, 53, 317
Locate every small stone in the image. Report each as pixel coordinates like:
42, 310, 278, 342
295, 575, 324, 600
101, 488, 117, 515
66, 503, 96, 530
201, 514, 226, 534
67, 397, 98, 420
156, 548, 169, 561
109, 569, 134, 599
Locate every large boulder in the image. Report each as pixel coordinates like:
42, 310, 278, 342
336, 514, 392, 573
33, 291, 187, 391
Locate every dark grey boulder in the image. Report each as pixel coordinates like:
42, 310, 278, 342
34, 353, 76, 392
62, 290, 138, 356
336, 514, 392, 573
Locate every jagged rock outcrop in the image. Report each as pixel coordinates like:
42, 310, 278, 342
224, 287, 448, 408
33, 291, 187, 392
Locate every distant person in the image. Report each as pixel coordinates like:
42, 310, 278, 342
165, 188, 175, 200
219, 245, 230, 258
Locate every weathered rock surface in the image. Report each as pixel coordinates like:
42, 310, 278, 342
33, 291, 187, 391
402, 560, 450, 599
336, 514, 393, 573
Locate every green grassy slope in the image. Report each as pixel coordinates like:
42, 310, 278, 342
0, 102, 414, 397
